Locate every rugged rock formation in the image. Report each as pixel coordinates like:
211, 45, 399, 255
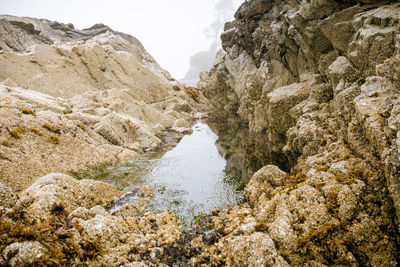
0, 14, 211, 266
0, 173, 185, 266
198, 0, 400, 265
0, 15, 207, 192
2, 0, 400, 264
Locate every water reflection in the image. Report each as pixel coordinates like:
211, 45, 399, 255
96, 122, 243, 225
207, 116, 290, 182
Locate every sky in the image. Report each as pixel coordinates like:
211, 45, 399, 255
0, 0, 244, 79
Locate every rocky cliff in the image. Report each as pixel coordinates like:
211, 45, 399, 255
0, 15, 207, 192
198, 0, 400, 265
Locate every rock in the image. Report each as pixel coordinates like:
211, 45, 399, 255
0, 15, 208, 192
319, 6, 360, 52
137, 186, 155, 198
68, 207, 96, 221
1, 1, 400, 266
327, 56, 356, 86
117, 148, 140, 164
173, 118, 189, 128
244, 165, 287, 207
90, 205, 109, 216
3, 241, 48, 267
172, 101, 192, 113
221, 232, 289, 267
0, 183, 18, 208
266, 80, 311, 148
14, 173, 120, 219
199, 0, 400, 265
113, 198, 150, 217
202, 230, 217, 245
337, 185, 358, 221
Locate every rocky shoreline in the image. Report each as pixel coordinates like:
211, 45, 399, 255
0, 15, 208, 193
1, 0, 400, 265
198, 0, 400, 265
0, 14, 208, 266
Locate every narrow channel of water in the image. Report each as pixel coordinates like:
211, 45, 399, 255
95, 122, 244, 225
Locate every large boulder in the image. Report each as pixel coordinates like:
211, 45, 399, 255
15, 173, 121, 218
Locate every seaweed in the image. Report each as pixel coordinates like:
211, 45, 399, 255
183, 87, 201, 103
43, 123, 60, 134
1, 140, 11, 147
21, 108, 35, 115
29, 127, 43, 136
49, 135, 59, 144
334, 169, 363, 185
0, 205, 104, 265
77, 124, 85, 130
8, 126, 26, 139
316, 166, 329, 172
296, 222, 345, 264
284, 173, 307, 191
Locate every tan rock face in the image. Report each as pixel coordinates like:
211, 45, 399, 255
15, 173, 121, 218
199, 0, 400, 265
3, 241, 48, 267
0, 183, 18, 208
0, 15, 208, 192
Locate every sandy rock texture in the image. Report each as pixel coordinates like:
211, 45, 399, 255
199, 0, 400, 265
0, 15, 207, 192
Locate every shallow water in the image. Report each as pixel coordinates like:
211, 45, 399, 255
95, 122, 244, 225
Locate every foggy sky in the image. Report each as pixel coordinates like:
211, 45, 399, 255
0, 0, 244, 79
183, 0, 236, 81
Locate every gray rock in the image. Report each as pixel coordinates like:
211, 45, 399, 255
202, 230, 217, 245
3, 241, 48, 267
199, 0, 400, 265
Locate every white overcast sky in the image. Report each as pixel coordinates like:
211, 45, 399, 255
0, 0, 244, 79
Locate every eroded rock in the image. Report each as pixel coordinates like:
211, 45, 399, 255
0, 15, 208, 192
198, 0, 400, 265
3, 241, 48, 267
